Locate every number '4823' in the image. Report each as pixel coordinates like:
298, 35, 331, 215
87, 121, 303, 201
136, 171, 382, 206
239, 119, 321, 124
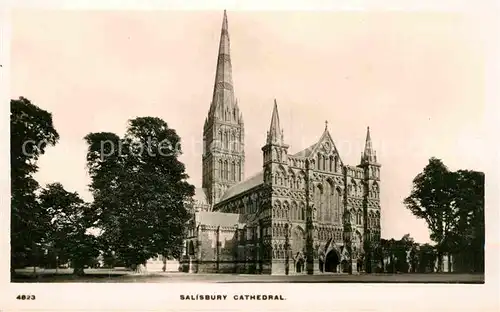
17, 295, 36, 300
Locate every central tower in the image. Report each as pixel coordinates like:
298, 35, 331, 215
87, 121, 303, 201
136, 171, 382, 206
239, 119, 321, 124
202, 11, 245, 206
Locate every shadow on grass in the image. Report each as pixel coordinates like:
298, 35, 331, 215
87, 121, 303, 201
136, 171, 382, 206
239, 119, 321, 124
220, 280, 485, 284
11, 272, 485, 284
12, 273, 130, 283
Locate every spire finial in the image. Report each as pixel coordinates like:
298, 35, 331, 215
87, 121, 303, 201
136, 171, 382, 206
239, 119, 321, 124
363, 126, 375, 163
325, 120, 328, 131
267, 99, 283, 145
222, 10, 228, 31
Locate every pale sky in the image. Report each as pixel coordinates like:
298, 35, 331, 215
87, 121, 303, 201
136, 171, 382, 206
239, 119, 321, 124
10, 10, 487, 244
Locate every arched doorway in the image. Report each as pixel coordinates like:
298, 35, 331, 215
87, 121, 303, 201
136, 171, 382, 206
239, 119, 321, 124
295, 258, 305, 273
188, 241, 195, 256
325, 249, 341, 272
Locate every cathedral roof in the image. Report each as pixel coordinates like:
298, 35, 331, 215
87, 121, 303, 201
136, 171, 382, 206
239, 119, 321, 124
193, 187, 209, 205
218, 171, 263, 203
292, 143, 318, 158
195, 211, 244, 227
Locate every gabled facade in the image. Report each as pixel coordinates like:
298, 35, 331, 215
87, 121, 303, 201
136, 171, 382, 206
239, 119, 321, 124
182, 11, 382, 275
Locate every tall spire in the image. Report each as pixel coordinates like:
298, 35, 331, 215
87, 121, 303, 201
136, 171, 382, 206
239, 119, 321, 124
202, 10, 245, 206
215, 10, 231, 83
267, 99, 284, 145
363, 126, 376, 163
208, 10, 236, 117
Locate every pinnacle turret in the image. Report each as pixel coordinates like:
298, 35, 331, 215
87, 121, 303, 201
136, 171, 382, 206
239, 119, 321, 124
362, 126, 377, 163
267, 99, 284, 145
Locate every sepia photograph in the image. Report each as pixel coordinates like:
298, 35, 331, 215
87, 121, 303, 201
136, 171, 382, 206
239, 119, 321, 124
6, 5, 492, 293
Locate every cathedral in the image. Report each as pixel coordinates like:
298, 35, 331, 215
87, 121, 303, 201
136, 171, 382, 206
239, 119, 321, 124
181, 11, 382, 275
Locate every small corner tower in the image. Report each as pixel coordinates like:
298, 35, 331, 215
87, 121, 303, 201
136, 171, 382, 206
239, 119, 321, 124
358, 126, 381, 273
262, 100, 289, 185
359, 126, 380, 179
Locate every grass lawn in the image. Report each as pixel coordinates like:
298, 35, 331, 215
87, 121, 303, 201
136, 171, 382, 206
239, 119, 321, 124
12, 269, 485, 284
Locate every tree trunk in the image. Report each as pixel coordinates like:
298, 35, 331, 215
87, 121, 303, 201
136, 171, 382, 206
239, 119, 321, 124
73, 266, 85, 276
134, 263, 148, 274
447, 253, 452, 273
436, 251, 443, 272
72, 260, 85, 276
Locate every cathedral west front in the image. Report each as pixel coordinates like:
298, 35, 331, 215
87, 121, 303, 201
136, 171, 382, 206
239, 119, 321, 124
181, 11, 382, 275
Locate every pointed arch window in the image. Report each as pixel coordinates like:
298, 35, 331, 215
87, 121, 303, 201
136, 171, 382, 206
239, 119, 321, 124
236, 162, 241, 181
283, 201, 289, 219
231, 162, 236, 181
324, 181, 332, 222
317, 153, 321, 170
231, 132, 236, 151
315, 185, 324, 221
224, 160, 228, 180
298, 173, 305, 189
336, 188, 342, 222
234, 132, 239, 152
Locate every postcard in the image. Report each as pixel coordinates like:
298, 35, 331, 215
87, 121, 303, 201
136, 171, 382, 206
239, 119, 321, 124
1, 2, 498, 312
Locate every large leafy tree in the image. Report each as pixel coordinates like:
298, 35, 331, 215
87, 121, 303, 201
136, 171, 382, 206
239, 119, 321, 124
404, 158, 485, 273
10, 97, 59, 273
447, 170, 485, 272
39, 183, 99, 276
403, 158, 455, 271
85, 117, 195, 271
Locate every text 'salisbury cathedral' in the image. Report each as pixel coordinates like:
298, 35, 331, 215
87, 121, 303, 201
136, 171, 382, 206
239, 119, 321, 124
181, 11, 382, 275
